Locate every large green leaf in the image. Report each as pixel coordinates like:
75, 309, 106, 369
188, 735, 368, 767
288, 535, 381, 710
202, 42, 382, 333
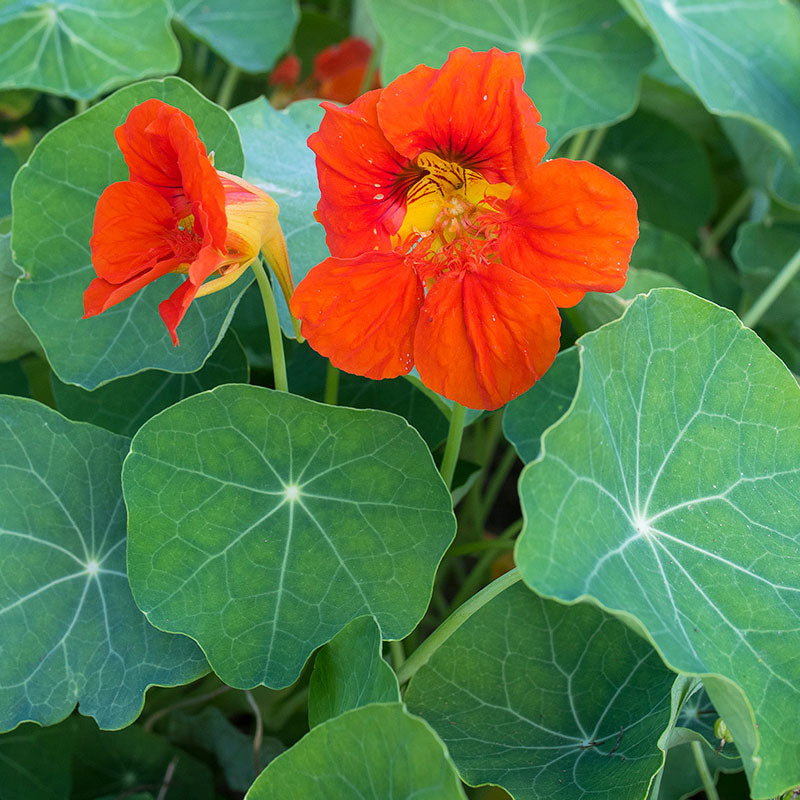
246, 703, 467, 799
308, 615, 399, 728
515, 289, 800, 797
124, 386, 456, 688
230, 98, 327, 336
0, 722, 73, 800
406, 579, 679, 799
595, 110, 715, 242
12, 77, 247, 390
365, 0, 653, 150
173, 0, 299, 73
0, 1, 179, 100
0, 397, 206, 731
0, 232, 38, 361
51, 329, 248, 436
631, 0, 800, 159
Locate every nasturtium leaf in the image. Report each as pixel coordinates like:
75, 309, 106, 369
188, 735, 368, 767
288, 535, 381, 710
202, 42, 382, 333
733, 221, 800, 325
51, 330, 248, 437
124, 385, 456, 688
173, 0, 299, 73
0, 722, 73, 800
308, 615, 399, 728
70, 716, 213, 800
366, 0, 653, 149
246, 703, 467, 799
406, 579, 679, 800
0, 233, 38, 362
0, 1, 180, 100
0, 396, 207, 732
515, 288, 800, 797
656, 736, 741, 800
230, 98, 327, 336
503, 348, 579, 463
12, 77, 248, 390
631, 0, 800, 159
595, 110, 715, 242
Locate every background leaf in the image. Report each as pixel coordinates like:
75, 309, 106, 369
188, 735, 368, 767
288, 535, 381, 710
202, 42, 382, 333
515, 289, 800, 797
0, 722, 73, 800
124, 386, 456, 688
0, 396, 207, 731
0, 0, 179, 99
0, 232, 38, 361
12, 77, 248, 390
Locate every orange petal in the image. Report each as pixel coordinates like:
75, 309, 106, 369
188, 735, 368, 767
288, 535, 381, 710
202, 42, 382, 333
499, 159, 638, 306
290, 251, 423, 379
377, 48, 547, 185
308, 90, 410, 258
83, 257, 179, 318
414, 263, 561, 410
159, 278, 200, 347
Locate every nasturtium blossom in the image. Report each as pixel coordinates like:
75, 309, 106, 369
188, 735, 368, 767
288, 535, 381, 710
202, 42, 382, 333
84, 99, 293, 345
291, 48, 638, 410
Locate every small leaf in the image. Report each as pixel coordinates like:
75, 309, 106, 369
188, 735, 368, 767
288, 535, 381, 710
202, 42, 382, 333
245, 703, 467, 799
0, 397, 207, 731
308, 615, 399, 728
124, 386, 456, 688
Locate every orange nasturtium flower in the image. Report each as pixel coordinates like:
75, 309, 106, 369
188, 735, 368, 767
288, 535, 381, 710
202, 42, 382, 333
83, 99, 293, 345
290, 48, 638, 410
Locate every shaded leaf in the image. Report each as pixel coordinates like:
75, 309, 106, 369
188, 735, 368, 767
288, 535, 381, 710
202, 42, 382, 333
0, 722, 73, 800
0, 232, 38, 361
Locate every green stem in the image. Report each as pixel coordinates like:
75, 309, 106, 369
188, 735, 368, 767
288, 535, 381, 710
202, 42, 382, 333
701, 188, 753, 258
566, 130, 589, 161
396, 568, 521, 685
581, 127, 607, 163
267, 687, 309, 730
690, 740, 720, 800
217, 64, 241, 109
476, 445, 519, 533
324, 362, 340, 405
75, 99, 88, 114
251, 259, 288, 392
389, 639, 405, 671
447, 538, 515, 557
440, 403, 467, 489
741, 244, 800, 329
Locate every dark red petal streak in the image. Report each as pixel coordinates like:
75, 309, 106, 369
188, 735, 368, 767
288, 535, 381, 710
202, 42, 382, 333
499, 159, 638, 306
290, 251, 423, 379
414, 263, 561, 410
377, 48, 547, 185
308, 90, 410, 258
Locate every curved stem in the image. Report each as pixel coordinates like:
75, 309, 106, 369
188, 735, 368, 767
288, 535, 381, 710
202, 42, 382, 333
690, 740, 720, 800
701, 188, 753, 258
741, 244, 800, 328
217, 64, 240, 109
251, 259, 288, 392
566, 130, 589, 161
324, 362, 340, 405
440, 403, 467, 490
142, 684, 231, 732
581, 126, 607, 163
396, 568, 521, 686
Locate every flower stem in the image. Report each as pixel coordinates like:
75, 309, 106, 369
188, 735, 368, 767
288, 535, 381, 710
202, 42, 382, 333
324, 362, 340, 405
396, 568, 521, 685
440, 403, 467, 489
217, 64, 240, 109
701, 188, 754, 258
741, 244, 800, 329
566, 130, 589, 160
75, 99, 88, 114
581, 126, 607, 163
691, 740, 720, 800
251, 258, 289, 393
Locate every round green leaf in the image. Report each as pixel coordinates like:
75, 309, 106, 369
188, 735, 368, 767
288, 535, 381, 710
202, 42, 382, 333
0, 1, 180, 100
246, 703, 467, 799
406, 580, 678, 800
51, 330, 249, 437
365, 0, 653, 150
230, 97, 327, 337
11, 77, 248, 390
0, 722, 73, 800
0, 397, 206, 731
0, 232, 38, 362
173, 0, 299, 73
515, 288, 800, 797
124, 385, 456, 688
308, 615, 399, 728
632, 0, 800, 159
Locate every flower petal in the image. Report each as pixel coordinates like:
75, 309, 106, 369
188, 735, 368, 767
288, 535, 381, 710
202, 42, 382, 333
290, 251, 423, 379
158, 278, 201, 347
308, 90, 410, 258
498, 159, 638, 306
414, 263, 561, 410
377, 48, 547, 185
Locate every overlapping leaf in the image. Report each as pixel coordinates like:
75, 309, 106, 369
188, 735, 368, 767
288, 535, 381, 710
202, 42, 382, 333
515, 289, 800, 797
0, 397, 206, 731
0, 233, 38, 362
366, 0, 653, 149
124, 386, 456, 688
12, 77, 248, 389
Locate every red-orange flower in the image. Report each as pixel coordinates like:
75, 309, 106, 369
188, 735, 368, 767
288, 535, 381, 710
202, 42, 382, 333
84, 99, 292, 345
290, 48, 638, 409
